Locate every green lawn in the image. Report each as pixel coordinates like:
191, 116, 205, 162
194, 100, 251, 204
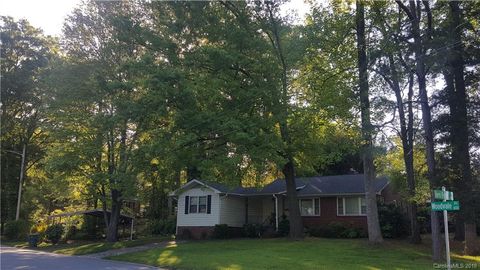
108, 237, 480, 270
3, 235, 172, 255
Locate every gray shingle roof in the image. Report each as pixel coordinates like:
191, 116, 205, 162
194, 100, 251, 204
295, 174, 388, 195
199, 174, 388, 196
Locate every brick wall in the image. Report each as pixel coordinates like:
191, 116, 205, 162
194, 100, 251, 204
302, 197, 368, 231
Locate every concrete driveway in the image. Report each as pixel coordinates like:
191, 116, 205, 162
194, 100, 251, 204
0, 246, 161, 270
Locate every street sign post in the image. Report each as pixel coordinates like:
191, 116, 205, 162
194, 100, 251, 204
431, 187, 460, 270
434, 190, 453, 201
431, 201, 460, 211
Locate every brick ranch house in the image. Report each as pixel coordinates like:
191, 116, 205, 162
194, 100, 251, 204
170, 174, 398, 239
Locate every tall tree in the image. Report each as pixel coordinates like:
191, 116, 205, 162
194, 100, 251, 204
445, 1, 479, 255
395, 0, 442, 260
0, 16, 54, 228
370, 3, 421, 243
253, 0, 304, 239
355, 0, 383, 244
49, 1, 148, 242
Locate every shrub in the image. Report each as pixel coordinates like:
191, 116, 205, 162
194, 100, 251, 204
378, 203, 408, 238
213, 224, 232, 239
341, 227, 362, 238
65, 225, 77, 240
163, 219, 176, 235
243, 223, 256, 237
416, 205, 431, 233
243, 223, 266, 238
277, 218, 290, 236
45, 224, 64, 244
307, 222, 365, 239
307, 226, 326, 237
326, 222, 349, 238
148, 219, 176, 235
31, 221, 48, 235
148, 219, 165, 235
3, 220, 30, 241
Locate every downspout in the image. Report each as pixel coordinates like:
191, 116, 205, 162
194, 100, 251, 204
273, 194, 278, 231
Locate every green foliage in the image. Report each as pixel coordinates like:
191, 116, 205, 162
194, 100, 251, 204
0, 15, 55, 224
242, 223, 266, 238
65, 225, 78, 240
277, 217, 290, 237
378, 203, 408, 238
3, 220, 30, 241
307, 222, 366, 239
212, 224, 232, 239
376, 139, 431, 204
4, 1, 479, 247
45, 224, 64, 244
148, 219, 176, 235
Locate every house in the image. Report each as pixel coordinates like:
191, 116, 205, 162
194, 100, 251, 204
170, 174, 396, 239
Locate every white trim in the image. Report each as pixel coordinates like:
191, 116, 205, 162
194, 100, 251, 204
277, 185, 307, 195
170, 179, 222, 196
336, 196, 367, 216
299, 198, 321, 216
188, 195, 208, 214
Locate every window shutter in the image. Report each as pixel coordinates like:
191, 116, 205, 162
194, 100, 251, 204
185, 196, 189, 214
207, 195, 212, 214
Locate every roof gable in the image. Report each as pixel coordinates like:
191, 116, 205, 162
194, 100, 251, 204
170, 179, 223, 195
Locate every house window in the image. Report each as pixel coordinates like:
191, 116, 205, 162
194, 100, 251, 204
299, 198, 320, 216
189, 196, 207, 214
189, 196, 198, 213
337, 196, 367, 216
199, 196, 207, 213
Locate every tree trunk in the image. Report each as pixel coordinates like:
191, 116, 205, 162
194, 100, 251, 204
465, 224, 480, 255
443, 69, 466, 242
387, 54, 421, 244
454, 215, 465, 241
106, 189, 121, 242
282, 159, 303, 239
406, 73, 421, 244
355, 0, 383, 244
396, 0, 442, 260
448, 1, 479, 255
266, 3, 303, 239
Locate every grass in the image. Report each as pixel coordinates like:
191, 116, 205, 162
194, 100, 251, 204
2, 235, 172, 255
108, 237, 480, 270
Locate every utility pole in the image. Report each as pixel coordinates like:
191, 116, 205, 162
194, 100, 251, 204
442, 186, 451, 270
14, 144, 26, 221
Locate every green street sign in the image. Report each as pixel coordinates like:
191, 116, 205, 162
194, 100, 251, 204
431, 201, 460, 211
434, 190, 453, 201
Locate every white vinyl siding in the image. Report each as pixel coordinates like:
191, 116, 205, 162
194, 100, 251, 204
246, 197, 263, 223
219, 195, 246, 227
337, 196, 366, 216
177, 188, 220, 226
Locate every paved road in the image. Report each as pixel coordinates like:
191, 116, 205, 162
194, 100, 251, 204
0, 246, 162, 270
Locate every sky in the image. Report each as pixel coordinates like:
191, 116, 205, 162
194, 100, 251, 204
0, 0, 310, 37
1, 0, 80, 36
